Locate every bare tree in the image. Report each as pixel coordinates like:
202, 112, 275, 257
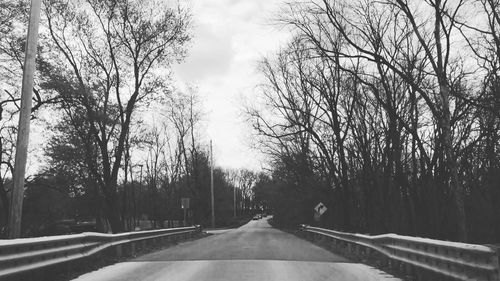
282, 0, 470, 241
43, 0, 191, 232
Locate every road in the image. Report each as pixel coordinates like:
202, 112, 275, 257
73, 218, 401, 281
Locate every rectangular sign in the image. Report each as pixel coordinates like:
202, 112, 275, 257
181, 198, 190, 209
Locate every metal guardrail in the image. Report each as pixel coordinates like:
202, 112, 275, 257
300, 225, 500, 281
0, 225, 202, 279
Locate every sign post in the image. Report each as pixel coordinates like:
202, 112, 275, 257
210, 140, 215, 228
181, 198, 190, 226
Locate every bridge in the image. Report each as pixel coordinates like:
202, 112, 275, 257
1, 216, 499, 281
72, 218, 400, 281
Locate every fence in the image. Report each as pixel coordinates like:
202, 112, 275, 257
300, 225, 500, 281
0, 225, 201, 279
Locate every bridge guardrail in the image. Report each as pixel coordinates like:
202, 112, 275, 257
0, 225, 202, 279
300, 225, 500, 281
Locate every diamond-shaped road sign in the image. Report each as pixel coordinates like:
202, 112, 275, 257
314, 202, 327, 216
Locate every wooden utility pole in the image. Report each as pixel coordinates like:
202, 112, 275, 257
210, 140, 215, 228
233, 186, 236, 218
130, 164, 137, 228
139, 164, 143, 221
8, 0, 42, 239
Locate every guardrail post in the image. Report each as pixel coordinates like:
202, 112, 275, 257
491, 247, 500, 281
327, 238, 335, 251
394, 260, 403, 275
365, 247, 371, 257
115, 244, 122, 259
403, 262, 413, 278
354, 244, 361, 256
129, 242, 136, 256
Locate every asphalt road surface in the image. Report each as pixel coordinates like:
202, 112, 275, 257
73, 218, 401, 281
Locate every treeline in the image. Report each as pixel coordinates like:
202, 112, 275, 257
0, 0, 260, 237
249, 0, 500, 243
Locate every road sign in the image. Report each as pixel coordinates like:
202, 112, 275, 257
314, 202, 327, 216
181, 198, 190, 209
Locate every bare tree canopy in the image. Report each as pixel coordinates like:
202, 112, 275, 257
41, 0, 192, 232
248, 0, 500, 243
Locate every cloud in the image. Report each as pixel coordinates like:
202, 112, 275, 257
174, 22, 235, 83
172, 0, 291, 170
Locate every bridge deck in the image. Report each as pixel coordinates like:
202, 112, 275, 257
72, 218, 400, 281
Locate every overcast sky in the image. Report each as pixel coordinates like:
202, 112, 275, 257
172, 0, 291, 170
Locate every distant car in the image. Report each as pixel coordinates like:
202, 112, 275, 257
72, 221, 98, 233
253, 214, 262, 220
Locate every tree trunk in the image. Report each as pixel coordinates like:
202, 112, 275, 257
104, 181, 123, 233
440, 83, 467, 241
0, 183, 9, 234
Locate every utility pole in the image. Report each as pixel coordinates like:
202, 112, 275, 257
139, 164, 143, 222
131, 165, 137, 228
139, 165, 143, 185
210, 140, 215, 229
233, 186, 236, 218
8, 0, 42, 239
